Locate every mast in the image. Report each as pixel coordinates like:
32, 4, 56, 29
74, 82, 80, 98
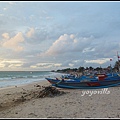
117, 51, 120, 72
110, 58, 113, 75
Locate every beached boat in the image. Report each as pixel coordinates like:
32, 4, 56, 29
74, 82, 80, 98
46, 73, 119, 84
45, 73, 120, 89
46, 76, 83, 85
46, 77, 61, 84
54, 77, 120, 89
46, 73, 84, 84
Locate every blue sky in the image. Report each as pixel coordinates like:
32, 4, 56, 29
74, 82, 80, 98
0, 1, 120, 71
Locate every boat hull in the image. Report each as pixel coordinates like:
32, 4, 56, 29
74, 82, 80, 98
53, 79, 120, 89
46, 77, 61, 84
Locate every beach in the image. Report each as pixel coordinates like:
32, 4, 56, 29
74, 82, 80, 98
0, 80, 120, 118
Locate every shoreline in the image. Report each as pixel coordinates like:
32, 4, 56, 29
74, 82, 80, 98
0, 80, 120, 118
0, 71, 64, 89
0, 79, 47, 90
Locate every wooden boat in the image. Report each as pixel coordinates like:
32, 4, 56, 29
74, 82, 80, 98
46, 73, 118, 84
45, 75, 90, 85
45, 74, 120, 89
45, 77, 61, 84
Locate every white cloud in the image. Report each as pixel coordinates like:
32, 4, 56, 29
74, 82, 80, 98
82, 47, 95, 53
0, 63, 5, 68
43, 34, 94, 56
70, 34, 75, 39
2, 33, 10, 39
0, 2, 120, 71
72, 60, 80, 63
3, 8, 7, 11
26, 28, 35, 38
30, 62, 62, 69
1, 59, 22, 64
0, 59, 24, 68
8, 63, 23, 68
69, 63, 74, 67
1, 32, 24, 52
85, 58, 112, 65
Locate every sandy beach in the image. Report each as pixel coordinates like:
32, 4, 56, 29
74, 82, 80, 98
0, 80, 120, 118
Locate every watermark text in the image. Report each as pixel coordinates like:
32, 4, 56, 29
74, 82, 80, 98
81, 88, 110, 96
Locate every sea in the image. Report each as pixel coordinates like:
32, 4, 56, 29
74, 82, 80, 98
0, 71, 64, 88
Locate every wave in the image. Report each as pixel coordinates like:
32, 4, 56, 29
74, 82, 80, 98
0, 71, 64, 88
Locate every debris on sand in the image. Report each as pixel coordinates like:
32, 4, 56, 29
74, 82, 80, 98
0, 85, 66, 111
36, 86, 66, 98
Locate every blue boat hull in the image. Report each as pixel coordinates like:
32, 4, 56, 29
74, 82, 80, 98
46, 77, 120, 89
53, 79, 120, 89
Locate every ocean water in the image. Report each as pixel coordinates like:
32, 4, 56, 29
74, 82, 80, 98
0, 71, 63, 88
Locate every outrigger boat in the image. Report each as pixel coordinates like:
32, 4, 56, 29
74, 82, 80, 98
45, 73, 120, 89
46, 52, 120, 89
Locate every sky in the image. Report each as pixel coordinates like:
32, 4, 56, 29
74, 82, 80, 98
0, 1, 120, 71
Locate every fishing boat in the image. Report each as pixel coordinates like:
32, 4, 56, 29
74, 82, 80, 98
46, 73, 83, 84
45, 75, 89, 85
54, 77, 120, 89
45, 73, 120, 89
46, 77, 61, 84
46, 52, 120, 89
46, 73, 117, 84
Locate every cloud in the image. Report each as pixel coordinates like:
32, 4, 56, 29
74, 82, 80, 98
43, 34, 94, 56
85, 58, 112, 64
3, 8, 7, 11
1, 32, 24, 52
69, 63, 74, 67
26, 28, 35, 38
2, 33, 10, 39
0, 59, 23, 68
30, 62, 62, 69
0, 2, 120, 71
